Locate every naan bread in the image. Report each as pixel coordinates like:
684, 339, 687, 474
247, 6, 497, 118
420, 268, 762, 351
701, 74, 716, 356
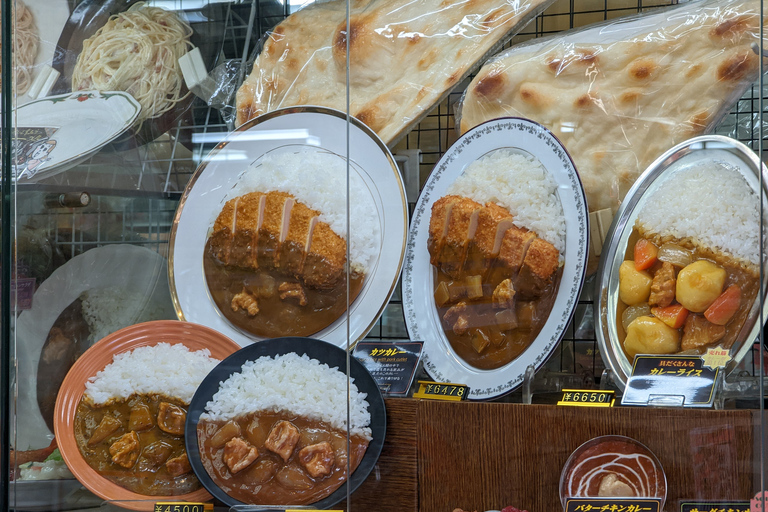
460, 0, 767, 215
236, 0, 555, 145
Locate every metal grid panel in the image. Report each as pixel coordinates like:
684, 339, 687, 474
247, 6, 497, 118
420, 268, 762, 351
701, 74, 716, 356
42, 0, 767, 387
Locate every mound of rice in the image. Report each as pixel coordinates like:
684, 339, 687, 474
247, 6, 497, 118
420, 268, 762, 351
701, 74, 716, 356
637, 161, 763, 266
80, 288, 176, 343
448, 149, 566, 254
85, 343, 220, 405
226, 149, 380, 273
202, 353, 371, 440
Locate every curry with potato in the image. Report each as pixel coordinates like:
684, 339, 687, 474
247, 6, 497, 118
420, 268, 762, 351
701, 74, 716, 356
617, 228, 758, 358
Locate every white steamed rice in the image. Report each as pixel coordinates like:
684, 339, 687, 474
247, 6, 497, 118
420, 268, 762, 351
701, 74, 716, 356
202, 353, 372, 440
637, 160, 763, 266
85, 343, 220, 405
225, 149, 380, 273
80, 288, 175, 343
447, 149, 566, 254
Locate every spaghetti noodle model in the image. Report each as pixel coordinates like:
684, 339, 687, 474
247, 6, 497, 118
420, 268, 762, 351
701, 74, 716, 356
71, 2, 192, 124
5, 0, 39, 96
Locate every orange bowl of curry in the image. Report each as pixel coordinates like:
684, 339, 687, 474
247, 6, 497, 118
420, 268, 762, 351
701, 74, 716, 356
54, 320, 241, 511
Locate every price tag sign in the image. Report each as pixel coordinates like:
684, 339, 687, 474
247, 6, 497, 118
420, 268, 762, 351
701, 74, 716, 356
557, 389, 615, 407
11, 277, 35, 311
353, 341, 423, 395
621, 355, 719, 407
153, 503, 211, 512
681, 501, 750, 512
566, 498, 661, 512
412, 380, 469, 401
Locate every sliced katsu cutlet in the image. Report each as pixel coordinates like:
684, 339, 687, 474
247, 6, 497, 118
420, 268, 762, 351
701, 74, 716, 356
465, 202, 515, 274
438, 196, 482, 279
516, 237, 560, 299
495, 225, 536, 277
257, 191, 294, 269
279, 200, 319, 278
427, 196, 460, 265
230, 192, 265, 269
209, 197, 238, 265
303, 222, 347, 289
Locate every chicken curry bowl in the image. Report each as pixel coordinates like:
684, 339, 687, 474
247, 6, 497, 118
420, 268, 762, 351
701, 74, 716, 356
616, 160, 763, 359
204, 149, 380, 339
195, 353, 372, 506
73, 343, 220, 495
427, 149, 566, 370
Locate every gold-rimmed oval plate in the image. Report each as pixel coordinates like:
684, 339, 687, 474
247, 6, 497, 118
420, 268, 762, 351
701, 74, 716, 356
54, 320, 241, 511
169, 106, 408, 348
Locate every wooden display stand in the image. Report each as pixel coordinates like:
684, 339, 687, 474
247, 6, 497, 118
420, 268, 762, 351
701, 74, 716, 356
350, 399, 756, 512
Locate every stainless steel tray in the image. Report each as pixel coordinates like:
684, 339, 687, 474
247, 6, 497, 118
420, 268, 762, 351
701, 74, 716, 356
595, 135, 768, 389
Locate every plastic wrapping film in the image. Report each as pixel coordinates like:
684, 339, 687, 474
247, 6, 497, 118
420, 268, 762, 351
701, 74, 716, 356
233, 0, 559, 147
456, 0, 768, 271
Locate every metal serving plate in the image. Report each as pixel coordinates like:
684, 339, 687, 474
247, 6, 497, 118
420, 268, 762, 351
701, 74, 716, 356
595, 135, 768, 389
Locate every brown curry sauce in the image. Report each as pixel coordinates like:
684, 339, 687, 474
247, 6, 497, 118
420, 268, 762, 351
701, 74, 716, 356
617, 228, 759, 355
203, 240, 364, 338
197, 411, 368, 505
74, 394, 199, 496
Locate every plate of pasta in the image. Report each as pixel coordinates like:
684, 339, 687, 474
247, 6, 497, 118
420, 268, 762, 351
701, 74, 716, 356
51, 0, 225, 147
4, 0, 69, 105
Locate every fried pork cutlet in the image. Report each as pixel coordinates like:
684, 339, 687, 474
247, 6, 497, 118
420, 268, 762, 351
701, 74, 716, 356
465, 202, 516, 274
428, 195, 460, 265
437, 196, 482, 278
208, 191, 349, 290
516, 237, 559, 298
258, 191, 294, 269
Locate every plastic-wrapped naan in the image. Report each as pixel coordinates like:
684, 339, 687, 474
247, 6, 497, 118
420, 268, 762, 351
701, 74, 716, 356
236, 0, 556, 146
459, 0, 767, 215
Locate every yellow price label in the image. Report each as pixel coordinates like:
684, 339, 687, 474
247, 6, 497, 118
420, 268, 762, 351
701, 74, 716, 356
153, 503, 211, 512
557, 389, 615, 407
412, 380, 469, 401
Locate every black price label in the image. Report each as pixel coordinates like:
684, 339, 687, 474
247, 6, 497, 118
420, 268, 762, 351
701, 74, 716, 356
680, 501, 750, 512
412, 380, 468, 401
153, 502, 210, 512
622, 355, 719, 407
557, 389, 615, 407
565, 498, 661, 512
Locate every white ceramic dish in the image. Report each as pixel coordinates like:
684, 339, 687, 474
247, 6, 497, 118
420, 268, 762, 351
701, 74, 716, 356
13, 90, 140, 182
595, 135, 768, 389
402, 117, 589, 400
15, 244, 176, 450
169, 106, 408, 348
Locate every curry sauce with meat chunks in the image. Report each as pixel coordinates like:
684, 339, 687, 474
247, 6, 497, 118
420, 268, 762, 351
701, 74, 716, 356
428, 195, 562, 369
205, 191, 364, 338
617, 228, 759, 358
74, 394, 199, 495
197, 411, 368, 505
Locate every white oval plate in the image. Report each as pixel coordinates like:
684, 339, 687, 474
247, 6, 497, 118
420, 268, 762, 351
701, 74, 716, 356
15, 244, 176, 450
13, 90, 140, 182
402, 117, 589, 400
169, 107, 408, 348
595, 135, 768, 389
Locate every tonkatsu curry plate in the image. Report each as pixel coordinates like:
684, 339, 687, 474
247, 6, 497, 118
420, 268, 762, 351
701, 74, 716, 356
170, 107, 407, 347
403, 118, 589, 399
597, 135, 768, 388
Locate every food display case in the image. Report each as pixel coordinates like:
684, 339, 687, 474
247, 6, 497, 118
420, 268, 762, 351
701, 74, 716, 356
3, 0, 767, 511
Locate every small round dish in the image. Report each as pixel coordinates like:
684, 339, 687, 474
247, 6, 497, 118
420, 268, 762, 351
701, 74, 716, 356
402, 117, 589, 400
169, 106, 407, 349
595, 135, 768, 389
559, 435, 667, 507
53, 320, 241, 511
185, 336, 386, 508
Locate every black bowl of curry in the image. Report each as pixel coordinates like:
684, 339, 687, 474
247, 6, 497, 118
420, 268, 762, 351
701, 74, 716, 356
185, 337, 386, 508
